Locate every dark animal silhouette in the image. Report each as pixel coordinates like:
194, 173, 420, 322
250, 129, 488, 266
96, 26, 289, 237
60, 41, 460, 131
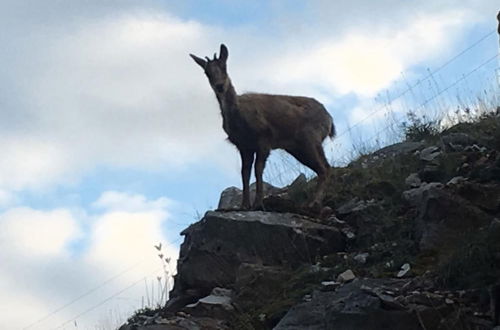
190, 44, 335, 209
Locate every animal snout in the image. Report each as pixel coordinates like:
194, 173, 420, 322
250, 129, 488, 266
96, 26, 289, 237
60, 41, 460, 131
215, 83, 224, 93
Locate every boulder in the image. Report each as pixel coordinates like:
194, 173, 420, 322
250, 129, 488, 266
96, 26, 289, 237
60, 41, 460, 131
419, 164, 445, 183
336, 199, 387, 248
274, 278, 444, 330
185, 287, 234, 319
405, 173, 422, 188
419, 146, 441, 162
454, 181, 500, 213
166, 211, 345, 314
402, 182, 444, 207
217, 182, 282, 210
403, 181, 494, 251
412, 185, 492, 251
441, 133, 478, 152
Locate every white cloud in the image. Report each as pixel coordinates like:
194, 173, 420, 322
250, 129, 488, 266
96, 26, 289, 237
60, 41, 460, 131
87, 191, 177, 276
92, 190, 172, 213
0, 136, 70, 190
0, 192, 178, 330
267, 10, 467, 98
0, 1, 495, 194
0, 207, 81, 257
85, 210, 174, 273
0, 189, 16, 208
349, 98, 407, 124
0, 11, 230, 192
0, 283, 68, 330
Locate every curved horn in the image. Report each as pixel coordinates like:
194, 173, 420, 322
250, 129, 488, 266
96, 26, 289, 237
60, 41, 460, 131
205, 56, 210, 61
213, 53, 217, 60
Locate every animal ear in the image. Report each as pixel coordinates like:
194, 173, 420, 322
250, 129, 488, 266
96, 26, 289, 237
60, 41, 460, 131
190, 54, 207, 69
219, 44, 228, 64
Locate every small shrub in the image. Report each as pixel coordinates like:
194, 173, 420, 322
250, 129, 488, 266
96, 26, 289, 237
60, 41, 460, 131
400, 111, 440, 142
437, 226, 500, 289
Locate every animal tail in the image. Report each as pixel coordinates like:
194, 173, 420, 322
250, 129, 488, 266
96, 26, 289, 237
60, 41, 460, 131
329, 122, 336, 138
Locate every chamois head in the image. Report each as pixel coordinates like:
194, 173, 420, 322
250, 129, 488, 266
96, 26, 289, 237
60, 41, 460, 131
190, 44, 229, 95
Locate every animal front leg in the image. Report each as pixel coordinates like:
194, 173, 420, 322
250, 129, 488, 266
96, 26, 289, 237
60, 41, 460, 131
253, 149, 270, 210
240, 150, 254, 210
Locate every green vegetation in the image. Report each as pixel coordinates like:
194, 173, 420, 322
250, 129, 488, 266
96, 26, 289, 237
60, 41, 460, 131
401, 111, 441, 142
438, 224, 500, 289
232, 265, 333, 329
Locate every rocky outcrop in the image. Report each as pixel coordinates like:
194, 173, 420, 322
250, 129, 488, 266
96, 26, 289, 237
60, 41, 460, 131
403, 182, 493, 251
275, 277, 495, 330
140, 210, 344, 328
121, 115, 500, 330
275, 278, 425, 330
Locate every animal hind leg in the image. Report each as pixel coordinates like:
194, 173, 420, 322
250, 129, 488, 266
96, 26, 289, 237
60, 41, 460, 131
286, 143, 330, 208
312, 144, 331, 207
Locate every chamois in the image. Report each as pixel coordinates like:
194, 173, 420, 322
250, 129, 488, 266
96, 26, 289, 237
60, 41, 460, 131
190, 44, 335, 210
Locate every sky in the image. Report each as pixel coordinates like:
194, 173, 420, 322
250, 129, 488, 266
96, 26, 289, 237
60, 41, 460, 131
0, 1, 499, 329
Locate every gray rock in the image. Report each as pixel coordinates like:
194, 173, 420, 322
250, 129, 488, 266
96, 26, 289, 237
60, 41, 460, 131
354, 253, 369, 264
441, 133, 477, 151
419, 164, 444, 183
455, 181, 500, 213
167, 211, 345, 314
337, 269, 356, 283
397, 263, 411, 278
419, 146, 441, 162
402, 182, 444, 207
414, 185, 492, 251
186, 287, 233, 311
351, 141, 424, 169
403, 182, 493, 250
274, 278, 442, 330
446, 176, 466, 186
217, 186, 242, 210
405, 173, 422, 188
405, 292, 444, 307
464, 144, 487, 153
120, 315, 229, 330
337, 198, 376, 216
283, 173, 307, 193
321, 281, 340, 291
372, 141, 425, 159
185, 288, 234, 320
341, 227, 356, 239
217, 182, 282, 210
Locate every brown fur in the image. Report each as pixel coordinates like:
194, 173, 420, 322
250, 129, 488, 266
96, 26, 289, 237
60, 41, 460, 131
190, 44, 335, 209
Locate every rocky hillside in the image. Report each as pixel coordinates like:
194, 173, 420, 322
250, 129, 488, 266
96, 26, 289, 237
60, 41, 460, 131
120, 112, 500, 330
